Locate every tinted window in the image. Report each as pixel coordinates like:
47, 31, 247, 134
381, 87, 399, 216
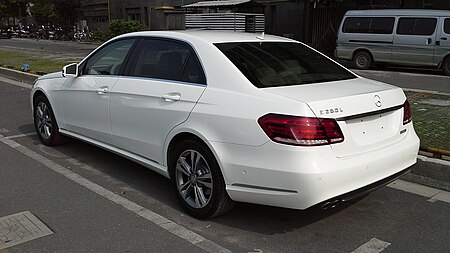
83, 39, 135, 75
343, 17, 394, 34
343, 17, 371, 33
129, 39, 206, 84
397, 18, 437, 36
215, 42, 356, 88
370, 17, 395, 34
444, 18, 450, 35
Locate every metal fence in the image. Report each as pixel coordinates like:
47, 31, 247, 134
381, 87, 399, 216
185, 13, 265, 32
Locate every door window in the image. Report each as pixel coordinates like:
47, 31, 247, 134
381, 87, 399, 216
129, 39, 206, 84
83, 39, 136, 75
444, 18, 450, 35
397, 18, 437, 36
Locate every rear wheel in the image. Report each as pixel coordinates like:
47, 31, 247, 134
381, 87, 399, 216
353, 51, 372, 70
33, 95, 64, 146
442, 57, 450, 76
170, 139, 234, 219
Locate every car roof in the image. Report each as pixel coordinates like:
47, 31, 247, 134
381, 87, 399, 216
345, 9, 450, 17
117, 30, 296, 44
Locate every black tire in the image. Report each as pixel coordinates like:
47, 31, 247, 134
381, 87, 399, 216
33, 95, 65, 146
353, 51, 373, 70
442, 57, 450, 76
170, 139, 235, 219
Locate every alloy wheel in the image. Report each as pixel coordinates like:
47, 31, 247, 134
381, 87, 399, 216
175, 150, 213, 209
35, 102, 52, 140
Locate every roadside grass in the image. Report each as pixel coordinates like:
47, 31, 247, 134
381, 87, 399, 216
406, 91, 450, 152
0, 50, 71, 74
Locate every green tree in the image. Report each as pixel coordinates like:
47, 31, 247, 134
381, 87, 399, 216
0, 0, 28, 25
30, 0, 84, 25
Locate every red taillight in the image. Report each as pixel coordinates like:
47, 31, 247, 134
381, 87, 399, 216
403, 99, 412, 125
258, 114, 344, 146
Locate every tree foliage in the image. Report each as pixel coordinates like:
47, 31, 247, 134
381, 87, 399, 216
30, 0, 84, 25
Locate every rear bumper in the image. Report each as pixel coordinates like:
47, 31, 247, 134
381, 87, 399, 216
212, 124, 419, 210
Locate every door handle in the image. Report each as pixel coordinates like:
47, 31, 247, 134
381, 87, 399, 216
96, 86, 109, 95
442, 37, 448, 41
162, 93, 181, 102
426, 38, 432, 45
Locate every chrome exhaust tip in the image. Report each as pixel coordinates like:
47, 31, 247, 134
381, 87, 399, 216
321, 199, 341, 210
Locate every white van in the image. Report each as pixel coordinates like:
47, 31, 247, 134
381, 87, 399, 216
336, 9, 450, 75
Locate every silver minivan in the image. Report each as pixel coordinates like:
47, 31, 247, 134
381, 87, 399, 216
336, 9, 450, 75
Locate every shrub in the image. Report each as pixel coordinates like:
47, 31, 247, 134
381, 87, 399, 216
108, 19, 146, 38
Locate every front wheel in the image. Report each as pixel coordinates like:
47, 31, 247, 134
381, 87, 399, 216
33, 95, 64, 146
353, 51, 372, 70
170, 140, 234, 219
442, 57, 450, 76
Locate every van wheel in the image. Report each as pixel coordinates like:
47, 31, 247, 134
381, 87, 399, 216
443, 57, 450, 76
353, 51, 372, 70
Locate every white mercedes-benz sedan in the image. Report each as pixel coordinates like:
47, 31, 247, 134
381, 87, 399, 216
31, 31, 419, 218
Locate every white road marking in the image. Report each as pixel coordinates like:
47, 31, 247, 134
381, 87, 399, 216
350, 238, 391, 253
6, 133, 36, 139
0, 134, 231, 253
0, 76, 32, 89
387, 179, 450, 204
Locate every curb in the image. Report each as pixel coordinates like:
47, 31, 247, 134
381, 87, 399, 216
0, 67, 449, 191
0, 66, 39, 84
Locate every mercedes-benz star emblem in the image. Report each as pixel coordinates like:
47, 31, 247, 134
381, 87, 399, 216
374, 95, 382, 107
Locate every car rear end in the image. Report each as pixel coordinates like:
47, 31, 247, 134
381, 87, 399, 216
213, 39, 419, 210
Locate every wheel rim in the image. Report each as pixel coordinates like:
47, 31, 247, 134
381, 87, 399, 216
175, 150, 213, 209
35, 102, 52, 140
357, 55, 368, 67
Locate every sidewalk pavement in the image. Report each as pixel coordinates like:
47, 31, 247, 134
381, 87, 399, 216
0, 67, 449, 191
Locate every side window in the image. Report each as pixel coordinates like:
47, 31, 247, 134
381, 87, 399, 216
83, 39, 135, 75
343, 17, 370, 33
369, 17, 395, 34
444, 18, 450, 35
343, 17, 394, 34
130, 39, 206, 84
397, 18, 437, 36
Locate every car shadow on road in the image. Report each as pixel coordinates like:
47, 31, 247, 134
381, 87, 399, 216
22, 132, 366, 235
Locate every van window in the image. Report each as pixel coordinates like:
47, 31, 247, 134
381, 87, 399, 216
445, 18, 450, 35
343, 17, 394, 34
397, 18, 437, 36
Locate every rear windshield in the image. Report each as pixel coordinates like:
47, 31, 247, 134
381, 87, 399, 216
215, 42, 356, 88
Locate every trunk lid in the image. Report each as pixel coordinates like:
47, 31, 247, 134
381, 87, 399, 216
264, 78, 407, 158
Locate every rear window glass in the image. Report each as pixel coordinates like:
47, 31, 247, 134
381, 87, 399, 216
343, 17, 394, 34
445, 18, 450, 35
215, 42, 356, 88
397, 18, 437, 36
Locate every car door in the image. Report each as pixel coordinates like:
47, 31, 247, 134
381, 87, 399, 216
435, 17, 450, 65
110, 38, 207, 164
393, 17, 438, 66
60, 38, 137, 144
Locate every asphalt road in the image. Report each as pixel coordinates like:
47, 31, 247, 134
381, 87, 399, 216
1, 77, 450, 252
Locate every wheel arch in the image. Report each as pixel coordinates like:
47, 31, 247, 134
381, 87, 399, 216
438, 53, 450, 69
165, 130, 227, 182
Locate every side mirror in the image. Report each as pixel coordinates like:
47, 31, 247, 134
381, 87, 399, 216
62, 63, 79, 77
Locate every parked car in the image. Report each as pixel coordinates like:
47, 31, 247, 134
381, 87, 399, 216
0, 27, 12, 39
336, 9, 450, 75
31, 31, 419, 218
